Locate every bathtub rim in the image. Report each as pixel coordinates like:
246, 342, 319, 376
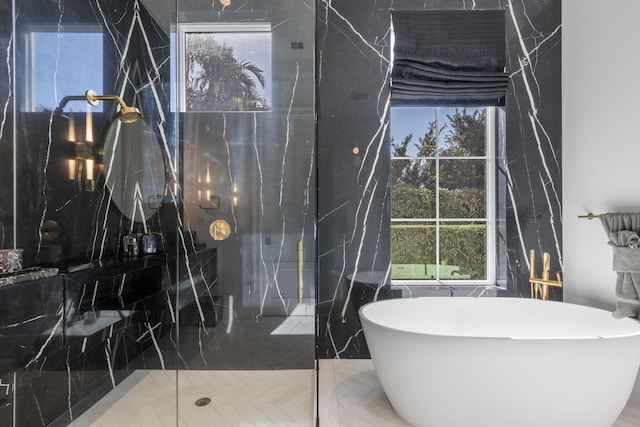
358, 297, 640, 341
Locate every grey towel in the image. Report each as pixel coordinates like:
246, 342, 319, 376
612, 247, 640, 272
600, 212, 640, 235
608, 230, 640, 249
600, 213, 640, 319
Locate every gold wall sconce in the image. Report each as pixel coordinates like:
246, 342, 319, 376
196, 161, 223, 210
65, 106, 97, 191
66, 145, 97, 192
232, 182, 239, 207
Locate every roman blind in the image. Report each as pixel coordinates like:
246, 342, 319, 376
391, 10, 509, 107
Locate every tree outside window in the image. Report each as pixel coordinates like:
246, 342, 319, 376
391, 107, 490, 281
179, 23, 271, 112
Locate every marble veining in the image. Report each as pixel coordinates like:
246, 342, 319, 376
0, 0, 561, 423
506, 0, 563, 272
317, 0, 561, 358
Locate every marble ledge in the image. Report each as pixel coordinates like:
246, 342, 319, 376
391, 284, 506, 298
0, 267, 59, 287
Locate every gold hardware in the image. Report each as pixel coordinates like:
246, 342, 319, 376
528, 249, 562, 300
352, 147, 360, 155
578, 213, 599, 220
297, 240, 303, 304
41, 219, 61, 241
542, 252, 550, 281
209, 219, 230, 241
57, 89, 142, 123
528, 249, 535, 280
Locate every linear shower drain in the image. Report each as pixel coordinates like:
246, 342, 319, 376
195, 397, 212, 407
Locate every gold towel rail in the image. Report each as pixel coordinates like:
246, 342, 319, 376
578, 213, 599, 220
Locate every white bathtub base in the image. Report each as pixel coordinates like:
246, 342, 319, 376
360, 298, 640, 427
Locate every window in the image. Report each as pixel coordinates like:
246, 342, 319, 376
390, 106, 503, 284
177, 22, 272, 112
23, 27, 104, 112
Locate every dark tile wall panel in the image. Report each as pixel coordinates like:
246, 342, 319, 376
316, 0, 562, 358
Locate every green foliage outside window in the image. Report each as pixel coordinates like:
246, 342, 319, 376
391, 108, 489, 280
391, 223, 487, 280
186, 34, 269, 112
391, 185, 485, 219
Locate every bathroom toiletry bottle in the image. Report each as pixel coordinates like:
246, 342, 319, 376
130, 236, 139, 256
123, 235, 139, 257
141, 234, 158, 254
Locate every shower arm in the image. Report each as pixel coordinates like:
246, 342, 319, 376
55, 90, 141, 123
57, 90, 123, 110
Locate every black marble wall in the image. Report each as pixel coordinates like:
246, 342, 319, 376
0, 0, 562, 422
316, 0, 562, 358
0, 1, 189, 425
0, 1, 14, 248
0, 249, 217, 426
2, 0, 316, 423
8, 0, 177, 268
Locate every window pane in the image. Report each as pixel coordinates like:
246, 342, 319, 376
439, 159, 486, 218
391, 222, 436, 279
390, 107, 436, 158
438, 107, 485, 157
184, 28, 271, 112
390, 104, 495, 284
29, 31, 104, 112
391, 159, 436, 218
440, 222, 487, 280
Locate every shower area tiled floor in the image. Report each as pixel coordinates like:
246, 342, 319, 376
72, 369, 315, 427
69, 359, 640, 426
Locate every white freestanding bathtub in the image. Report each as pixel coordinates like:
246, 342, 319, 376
359, 297, 640, 427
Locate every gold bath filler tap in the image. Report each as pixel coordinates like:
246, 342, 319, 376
528, 249, 563, 300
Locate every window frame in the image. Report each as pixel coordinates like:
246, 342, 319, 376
176, 21, 272, 113
390, 106, 498, 286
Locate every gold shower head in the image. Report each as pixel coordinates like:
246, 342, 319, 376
84, 90, 142, 123
116, 104, 143, 123
56, 89, 142, 123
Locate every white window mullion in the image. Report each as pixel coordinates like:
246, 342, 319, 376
434, 107, 441, 280
485, 107, 497, 284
